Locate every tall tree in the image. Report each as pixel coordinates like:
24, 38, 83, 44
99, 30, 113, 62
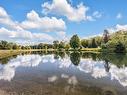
53, 40, 59, 49
58, 41, 65, 49
70, 34, 80, 49
81, 39, 88, 48
70, 52, 81, 66
94, 36, 102, 46
65, 44, 70, 50
114, 42, 126, 53
103, 29, 110, 43
88, 38, 97, 48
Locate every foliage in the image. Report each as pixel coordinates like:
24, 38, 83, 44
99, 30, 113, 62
102, 30, 127, 53
53, 40, 59, 49
114, 42, 126, 53
88, 38, 98, 48
58, 41, 65, 49
81, 39, 88, 48
94, 36, 102, 46
103, 29, 110, 43
70, 34, 80, 49
0, 41, 21, 50
65, 44, 70, 50
70, 52, 81, 66
0, 30, 127, 53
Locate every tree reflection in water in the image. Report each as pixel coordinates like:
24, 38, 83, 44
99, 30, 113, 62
70, 52, 81, 66
1, 51, 127, 69
104, 59, 110, 72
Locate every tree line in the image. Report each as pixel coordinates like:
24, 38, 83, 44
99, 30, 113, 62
0, 29, 126, 53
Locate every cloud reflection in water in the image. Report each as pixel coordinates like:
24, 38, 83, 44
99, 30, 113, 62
0, 54, 127, 87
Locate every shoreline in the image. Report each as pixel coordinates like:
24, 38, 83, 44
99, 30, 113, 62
0, 48, 125, 59
0, 49, 100, 58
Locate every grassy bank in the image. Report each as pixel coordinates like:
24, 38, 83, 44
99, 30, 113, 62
0, 49, 55, 59
81, 48, 101, 52
68, 48, 101, 52
0, 48, 105, 59
0, 50, 22, 59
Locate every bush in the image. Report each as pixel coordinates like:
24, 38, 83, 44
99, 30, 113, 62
114, 42, 126, 53
101, 44, 107, 49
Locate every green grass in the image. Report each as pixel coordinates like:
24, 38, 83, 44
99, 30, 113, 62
0, 50, 21, 59
0, 48, 116, 59
0, 49, 50, 59
81, 48, 101, 51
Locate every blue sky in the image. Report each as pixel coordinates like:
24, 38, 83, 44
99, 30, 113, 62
0, 0, 127, 44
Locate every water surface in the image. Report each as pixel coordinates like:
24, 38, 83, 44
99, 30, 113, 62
0, 51, 127, 95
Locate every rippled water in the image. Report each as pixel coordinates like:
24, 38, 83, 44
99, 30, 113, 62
0, 51, 127, 95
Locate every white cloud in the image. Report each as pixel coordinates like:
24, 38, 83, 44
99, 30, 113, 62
93, 11, 102, 18
56, 31, 67, 40
0, 27, 54, 43
48, 75, 58, 82
0, 7, 22, 30
0, 6, 67, 44
42, 0, 99, 22
108, 24, 127, 33
0, 7, 66, 32
33, 33, 54, 41
116, 24, 127, 31
116, 13, 122, 19
0, 7, 9, 17
0, 55, 42, 81
68, 76, 78, 85
21, 10, 66, 32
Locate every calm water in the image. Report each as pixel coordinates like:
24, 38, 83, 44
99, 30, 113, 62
0, 51, 127, 95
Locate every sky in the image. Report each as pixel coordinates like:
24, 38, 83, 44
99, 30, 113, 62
0, 0, 127, 44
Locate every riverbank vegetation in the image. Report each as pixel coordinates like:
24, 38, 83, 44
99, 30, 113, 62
0, 30, 127, 53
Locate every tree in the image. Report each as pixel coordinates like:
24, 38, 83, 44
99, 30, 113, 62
103, 29, 110, 43
0, 40, 8, 49
38, 43, 44, 49
58, 41, 65, 49
114, 42, 126, 53
88, 38, 97, 48
81, 39, 88, 48
53, 40, 59, 49
12, 44, 19, 49
70, 52, 81, 66
70, 35, 80, 49
65, 44, 70, 50
94, 36, 102, 47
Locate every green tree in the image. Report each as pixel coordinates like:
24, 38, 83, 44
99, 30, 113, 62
6, 42, 14, 50
103, 29, 110, 43
12, 44, 19, 49
0, 40, 8, 49
94, 36, 102, 47
114, 42, 126, 53
58, 41, 65, 49
65, 44, 70, 50
38, 43, 44, 49
88, 38, 97, 48
70, 35, 80, 49
70, 52, 81, 66
53, 40, 59, 49
81, 39, 88, 48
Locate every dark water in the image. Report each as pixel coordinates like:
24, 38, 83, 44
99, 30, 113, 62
0, 51, 127, 95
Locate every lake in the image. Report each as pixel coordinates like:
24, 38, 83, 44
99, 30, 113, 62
0, 51, 127, 95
